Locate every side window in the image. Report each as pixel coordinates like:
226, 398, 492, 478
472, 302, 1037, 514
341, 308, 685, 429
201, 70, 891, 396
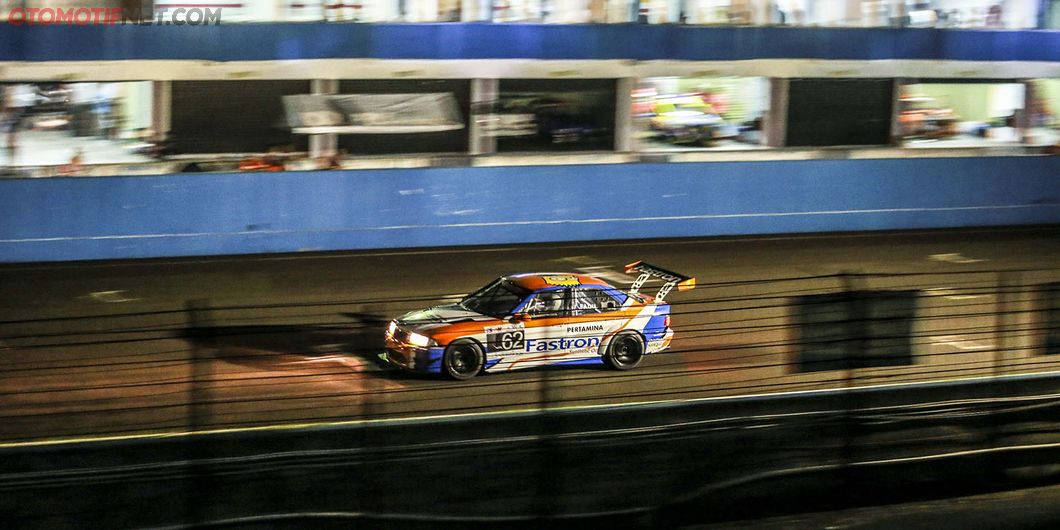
525, 289, 569, 317
573, 288, 622, 315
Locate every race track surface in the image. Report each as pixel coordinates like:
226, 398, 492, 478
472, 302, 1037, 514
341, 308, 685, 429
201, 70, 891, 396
1, 227, 1058, 444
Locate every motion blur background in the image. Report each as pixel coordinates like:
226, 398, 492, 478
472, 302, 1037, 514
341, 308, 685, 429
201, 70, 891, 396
0, 1, 1058, 529
0, 0, 1058, 177
1, 0, 1054, 25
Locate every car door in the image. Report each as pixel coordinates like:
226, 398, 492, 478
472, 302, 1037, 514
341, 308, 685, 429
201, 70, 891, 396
504, 287, 574, 371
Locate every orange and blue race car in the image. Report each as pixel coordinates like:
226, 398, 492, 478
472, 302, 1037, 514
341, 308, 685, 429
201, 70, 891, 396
384, 261, 695, 380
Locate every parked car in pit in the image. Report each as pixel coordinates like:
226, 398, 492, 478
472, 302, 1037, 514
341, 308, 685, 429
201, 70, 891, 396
649, 95, 739, 146
476, 95, 609, 145
898, 94, 959, 140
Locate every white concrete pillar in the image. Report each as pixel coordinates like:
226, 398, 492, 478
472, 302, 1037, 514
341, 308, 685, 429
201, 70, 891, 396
764, 77, 788, 147
615, 77, 635, 153
1018, 79, 1034, 144
547, 0, 590, 22
890, 0, 905, 26
310, 79, 339, 158
151, 80, 171, 142
244, 0, 282, 21
119, 81, 153, 134
463, 0, 492, 20
889, 78, 905, 146
410, 0, 439, 21
470, 78, 499, 156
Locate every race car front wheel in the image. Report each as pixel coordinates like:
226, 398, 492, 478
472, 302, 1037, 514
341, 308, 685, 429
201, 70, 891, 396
442, 339, 484, 380
605, 332, 644, 371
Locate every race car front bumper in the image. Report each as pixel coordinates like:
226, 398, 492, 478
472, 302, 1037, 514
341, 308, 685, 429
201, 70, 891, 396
383, 339, 445, 373
384, 346, 418, 370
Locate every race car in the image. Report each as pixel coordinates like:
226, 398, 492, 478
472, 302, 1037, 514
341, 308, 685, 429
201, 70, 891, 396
384, 261, 695, 380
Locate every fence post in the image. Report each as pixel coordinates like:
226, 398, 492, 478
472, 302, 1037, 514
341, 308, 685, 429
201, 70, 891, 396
184, 299, 215, 526
840, 272, 868, 499
534, 361, 559, 521
841, 272, 868, 389
185, 299, 214, 432
988, 271, 1018, 478
359, 351, 380, 514
993, 271, 1018, 380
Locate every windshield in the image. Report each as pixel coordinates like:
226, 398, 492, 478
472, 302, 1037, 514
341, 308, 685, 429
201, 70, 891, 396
459, 279, 531, 318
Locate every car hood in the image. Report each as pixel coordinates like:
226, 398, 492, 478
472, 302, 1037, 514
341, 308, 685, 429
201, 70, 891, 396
397, 304, 495, 332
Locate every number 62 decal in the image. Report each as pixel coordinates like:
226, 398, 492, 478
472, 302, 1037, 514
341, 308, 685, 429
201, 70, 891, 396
486, 329, 525, 352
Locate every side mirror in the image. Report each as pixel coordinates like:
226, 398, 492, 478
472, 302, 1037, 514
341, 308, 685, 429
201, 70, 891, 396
511, 312, 532, 322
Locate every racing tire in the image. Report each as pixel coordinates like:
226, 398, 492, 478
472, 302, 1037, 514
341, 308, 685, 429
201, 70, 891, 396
442, 339, 485, 381
604, 332, 645, 371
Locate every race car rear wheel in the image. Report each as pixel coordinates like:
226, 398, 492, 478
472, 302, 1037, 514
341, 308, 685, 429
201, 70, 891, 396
605, 332, 644, 371
442, 339, 484, 380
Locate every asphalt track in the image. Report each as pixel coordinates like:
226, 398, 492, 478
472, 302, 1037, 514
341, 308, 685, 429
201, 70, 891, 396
0, 227, 1058, 444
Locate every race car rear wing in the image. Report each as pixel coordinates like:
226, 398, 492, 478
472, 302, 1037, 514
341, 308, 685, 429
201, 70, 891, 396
624, 261, 696, 302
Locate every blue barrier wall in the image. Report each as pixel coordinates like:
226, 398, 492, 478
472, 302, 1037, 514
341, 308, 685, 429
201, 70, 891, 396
1, 156, 1057, 263
0, 24, 1056, 62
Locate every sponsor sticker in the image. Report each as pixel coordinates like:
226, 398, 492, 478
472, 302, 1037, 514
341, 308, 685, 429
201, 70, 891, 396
566, 324, 606, 334
525, 337, 601, 352
542, 275, 580, 286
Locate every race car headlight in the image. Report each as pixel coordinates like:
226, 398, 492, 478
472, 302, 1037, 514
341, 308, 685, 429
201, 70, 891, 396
407, 331, 431, 348
387, 321, 397, 337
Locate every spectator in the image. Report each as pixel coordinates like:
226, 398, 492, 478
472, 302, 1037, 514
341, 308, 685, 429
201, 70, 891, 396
59, 149, 85, 176
180, 161, 207, 173
4, 109, 20, 167
3, 85, 33, 166
986, 4, 1004, 27
771, 2, 786, 24
69, 83, 99, 137
322, 149, 347, 170
240, 146, 288, 172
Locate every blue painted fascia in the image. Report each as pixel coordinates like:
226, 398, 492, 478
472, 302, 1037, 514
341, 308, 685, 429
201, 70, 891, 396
0, 24, 1057, 63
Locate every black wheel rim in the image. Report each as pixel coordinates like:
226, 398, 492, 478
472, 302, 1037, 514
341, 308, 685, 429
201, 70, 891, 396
613, 336, 642, 365
449, 345, 481, 376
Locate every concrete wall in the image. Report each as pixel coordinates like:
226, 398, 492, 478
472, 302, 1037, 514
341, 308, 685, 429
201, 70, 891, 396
1, 156, 1057, 263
